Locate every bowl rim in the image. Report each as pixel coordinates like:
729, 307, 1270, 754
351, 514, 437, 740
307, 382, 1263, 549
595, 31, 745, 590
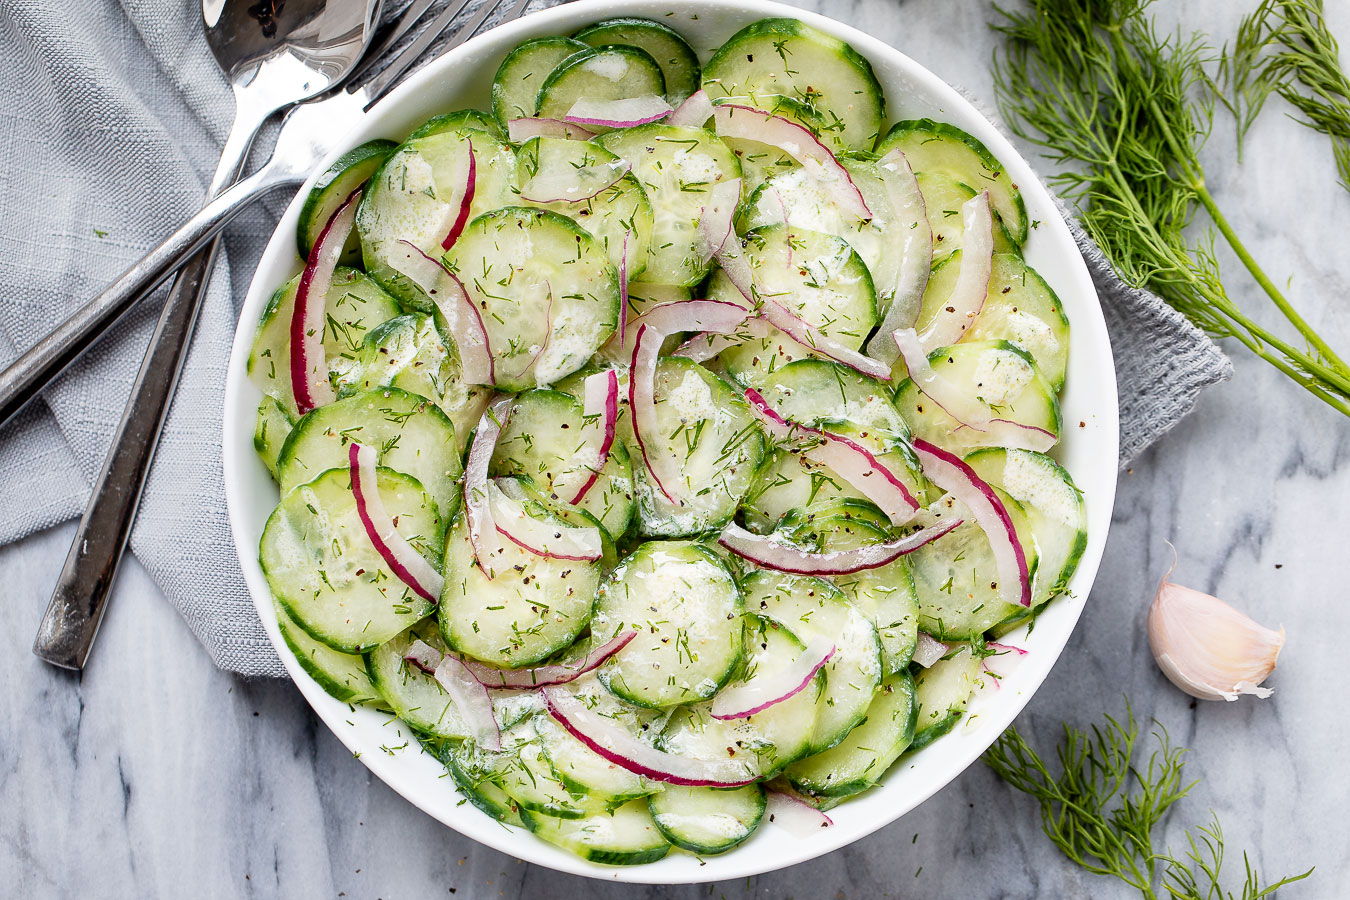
222, 0, 1120, 883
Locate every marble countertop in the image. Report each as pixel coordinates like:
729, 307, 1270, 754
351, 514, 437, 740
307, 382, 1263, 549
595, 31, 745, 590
4, 0, 1348, 897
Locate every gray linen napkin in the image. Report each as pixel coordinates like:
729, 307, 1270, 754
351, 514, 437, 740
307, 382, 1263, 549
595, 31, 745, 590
0, 0, 1230, 678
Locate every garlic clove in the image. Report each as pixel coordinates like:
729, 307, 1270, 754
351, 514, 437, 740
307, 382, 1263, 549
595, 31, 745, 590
1145, 548, 1285, 702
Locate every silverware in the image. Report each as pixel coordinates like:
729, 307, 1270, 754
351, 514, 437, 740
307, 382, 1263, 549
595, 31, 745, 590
30, 0, 395, 670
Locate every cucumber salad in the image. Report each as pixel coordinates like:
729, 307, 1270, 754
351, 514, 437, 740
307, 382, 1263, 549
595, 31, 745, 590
249, 14, 1088, 866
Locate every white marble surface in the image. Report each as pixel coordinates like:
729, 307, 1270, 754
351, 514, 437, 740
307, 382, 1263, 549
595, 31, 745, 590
4, 0, 1349, 897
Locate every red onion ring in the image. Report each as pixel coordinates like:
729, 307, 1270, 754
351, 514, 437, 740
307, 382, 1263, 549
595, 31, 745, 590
553, 369, 620, 505
765, 789, 834, 836
434, 653, 501, 751
696, 177, 742, 264
394, 240, 493, 385
542, 687, 758, 787
506, 117, 596, 142
465, 397, 513, 578
440, 140, 475, 250
717, 519, 961, 576
917, 191, 992, 351
672, 317, 775, 363
488, 479, 603, 562
667, 89, 713, 127
464, 631, 637, 689
866, 150, 933, 365
348, 443, 444, 604
912, 439, 1031, 608
290, 189, 359, 414
404, 639, 442, 675
563, 95, 672, 128
912, 632, 949, 668
710, 638, 835, 720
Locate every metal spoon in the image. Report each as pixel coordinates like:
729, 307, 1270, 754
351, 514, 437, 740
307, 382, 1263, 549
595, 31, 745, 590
32, 0, 381, 670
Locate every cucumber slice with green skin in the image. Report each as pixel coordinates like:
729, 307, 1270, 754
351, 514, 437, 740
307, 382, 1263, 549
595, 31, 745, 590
530, 798, 671, 865
535, 689, 657, 806
464, 721, 600, 819
514, 136, 654, 278
261, 466, 444, 653
718, 96, 823, 193
573, 18, 701, 104
784, 669, 917, 798
535, 45, 667, 122
649, 782, 766, 854
438, 504, 605, 668
916, 172, 1020, 261
275, 599, 382, 704
751, 358, 908, 437
656, 614, 822, 779
776, 496, 892, 535
297, 139, 398, 265
356, 129, 516, 310
713, 224, 878, 388
914, 253, 1071, 391
334, 314, 492, 455
277, 387, 464, 522
742, 570, 882, 754
702, 18, 885, 153
593, 539, 744, 709
910, 647, 980, 751
743, 418, 928, 534
877, 119, 1028, 245
254, 394, 295, 480
490, 388, 636, 541
596, 124, 741, 286
964, 448, 1087, 608
407, 108, 504, 142
626, 357, 766, 537
247, 267, 402, 419
492, 36, 588, 131
442, 207, 620, 390
891, 341, 1063, 456
908, 486, 1040, 641
444, 749, 534, 830
365, 620, 472, 739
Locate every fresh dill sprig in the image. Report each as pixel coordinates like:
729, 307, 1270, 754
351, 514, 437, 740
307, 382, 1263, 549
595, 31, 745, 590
991, 0, 1350, 416
983, 704, 1313, 899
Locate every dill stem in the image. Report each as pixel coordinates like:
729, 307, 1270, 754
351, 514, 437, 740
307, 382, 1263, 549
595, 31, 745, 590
1193, 183, 1350, 371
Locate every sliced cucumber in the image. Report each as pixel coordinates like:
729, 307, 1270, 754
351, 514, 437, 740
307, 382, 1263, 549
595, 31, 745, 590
334, 313, 491, 455
877, 119, 1027, 245
649, 783, 765, 854
490, 388, 636, 540
751, 358, 908, 437
297, 139, 398, 265
247, 267, 402, 419
627, 357, 766, 537
277, 387, 463, 521
445, 749, 533, 830
892, 341, 1062, 455
535, 684, 657, 806
261, 466, 443, 653
596, 124, 741, 286
254, 394, 295, 480
275, 599, 382, 705
593, 540, 743, 709
407, 109, 505, 142
702, 18, 884, 152
784, 669, 916, 798
530, 798, 671, 865
910, 647, 980, 751
713, 224, 877, 387
915, 172, 1020, 261
573, 18, 701, 104
535, 45, 666, 122
442, 207, 620, 390
492, 37, 588, 131
471, 721, 599, 819
514, 136, 654, 277
717, 96, 823, 192
365, 620, 469, 739
908, 487, 1040, 640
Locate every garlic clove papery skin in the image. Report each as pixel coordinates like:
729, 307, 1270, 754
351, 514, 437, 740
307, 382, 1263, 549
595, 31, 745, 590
1147, 577, 1285, 702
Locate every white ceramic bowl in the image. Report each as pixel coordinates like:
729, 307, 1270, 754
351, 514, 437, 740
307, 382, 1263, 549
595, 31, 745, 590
223, 0, 1119, 882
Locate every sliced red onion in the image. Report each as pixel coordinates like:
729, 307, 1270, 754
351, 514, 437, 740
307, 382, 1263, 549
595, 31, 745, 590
912, 439, 1031, 608
563, 95, 672, 128
743, 388, 919, 524
765, 789, 834, 836
711, 638, 835, 720
718, 519, 961, 576
866, 150, 933, 365
348, 443, 444, 603
551, 369, 620, 505
912, 632, 949, 668
441, 140, 476, 250
543, 687, 758, 787
394, 240, 493, 384
668, 88, 713, 127
629, 300, 751, 503
917, 191, 992, 352
290, 189, 359, 413
404, 638, 443, 675
983, 640, 1028, 685
463, 631, 637, 689
506, 117, 596, 142
488, 479, 602, 562
465, 397, 513, 578
434, 653, 501, 751
673, 317, 775, 363
520, 158, 633, 204
712, 104, 869, 221
696, 177, 742, 264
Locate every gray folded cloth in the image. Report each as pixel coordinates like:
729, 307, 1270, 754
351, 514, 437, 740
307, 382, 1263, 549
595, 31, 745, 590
0, 0, 1230, 678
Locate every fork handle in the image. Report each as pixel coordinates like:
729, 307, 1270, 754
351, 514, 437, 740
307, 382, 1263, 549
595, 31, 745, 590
0, 161, 299, 430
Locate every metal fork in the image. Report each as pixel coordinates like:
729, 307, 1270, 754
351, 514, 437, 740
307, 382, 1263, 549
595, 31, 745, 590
28, 0, 533, 670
